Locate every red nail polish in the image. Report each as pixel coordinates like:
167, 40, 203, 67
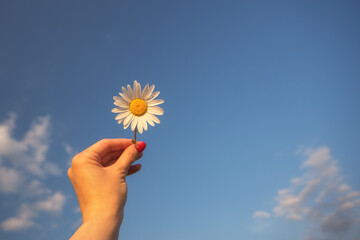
136, 142, 146, 153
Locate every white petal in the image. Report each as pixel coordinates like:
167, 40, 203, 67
123, 114, 134, 129
137, 118, 143, 134
142, 117, 148, 131
113, 96, 122, 101
111, 107, 127, 113
136, 81, 141, 98
133, 81, 139, 98
146, 91, 160, 101
144, 85, 155, 99
122, 86, 130, 98
141, 84, 149, 99
114, 101, 129, 108
148, 106, 164, 115
144, 113, 155, 126
119, 92, 131, 103
115, 111, 130, 120
112, 108, 121, 113
147, 119, 155, 126
147, 113, 160, 124
147, 99, 164, 106
131, 117, 138, 131
113, 96, 129, 105
127, 84, 135, 99
121, 86, 129, 96
117, 119, 124, 124
133, 81, 137, 98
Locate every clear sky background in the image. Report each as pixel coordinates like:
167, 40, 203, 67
1, 1, 360, 240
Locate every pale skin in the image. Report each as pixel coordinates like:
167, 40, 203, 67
68, 139, 145, 240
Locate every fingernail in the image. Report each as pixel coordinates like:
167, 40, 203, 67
136, 142, 146, 153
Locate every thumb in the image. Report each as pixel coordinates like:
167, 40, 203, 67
114, 142, 146, 172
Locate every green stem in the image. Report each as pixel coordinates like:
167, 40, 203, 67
132, 128, 137, 144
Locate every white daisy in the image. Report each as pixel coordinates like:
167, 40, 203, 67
112, 80, 164, 134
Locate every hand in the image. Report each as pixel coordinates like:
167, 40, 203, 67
68, 139, 146, 240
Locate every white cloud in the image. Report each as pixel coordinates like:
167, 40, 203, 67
0, 114, 66, 231
0, 113, 27, 157
1, 214, 36, 231
253, 211, 271, 220
73, 206, 81, 213
2, 217, 35, 231
339, 184, 351, 192
64, 143, 77, 167
302, 147, 331, 168
0, 166, 23, 193
254, 146, 360, 239
43, 163, 62, 176
35, 192, 65, 212
1, 204, 36, 231
2, 191, 66, 231
26, 180, 51, 196
0, 113, 60, 177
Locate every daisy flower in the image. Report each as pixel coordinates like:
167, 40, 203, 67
112, 80, 164, 139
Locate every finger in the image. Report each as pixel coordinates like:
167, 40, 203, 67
115, 142, 146, 171
102, 150, 124, 166
87, 139, 133, 158
135, 152, 144, 161
127, 164, 142, 176
103, 151, 143, 167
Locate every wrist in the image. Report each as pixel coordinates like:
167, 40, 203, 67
83, 207, 124, 226
71, 213, 123, 240
84, 213, 123, 228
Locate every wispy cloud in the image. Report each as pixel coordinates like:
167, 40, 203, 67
2, 192, 65, 231
0, 113, 66, 231
254, 146, 360, 240
0, 113, 61, 178
64, 143, 78, 167
0, 166, 23, 193
253, 211, 271, 220
35, 192, 65, 212
1, 204, 36, 231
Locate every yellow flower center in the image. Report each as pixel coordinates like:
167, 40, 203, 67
129, 99, 147, 116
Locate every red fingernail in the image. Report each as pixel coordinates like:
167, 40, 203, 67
136, 142, 146, 153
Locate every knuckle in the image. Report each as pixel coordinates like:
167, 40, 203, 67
67, 168, 72, 179
81, 151, 96, 160
74, 152, 83, 159
71, 154, 82, 167
96, 139, 110, 152
97, 139, 107, 145
98, 139, 109, 147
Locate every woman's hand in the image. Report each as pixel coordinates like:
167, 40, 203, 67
68, 139, 146, 240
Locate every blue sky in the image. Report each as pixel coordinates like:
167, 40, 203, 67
1, 1, 360, 239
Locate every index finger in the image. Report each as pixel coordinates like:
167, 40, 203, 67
87, 139, 134, 158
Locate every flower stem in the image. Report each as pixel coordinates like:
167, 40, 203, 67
132, 128, 137, 144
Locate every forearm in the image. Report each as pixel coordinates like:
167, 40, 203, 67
70, 213, 123, 240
